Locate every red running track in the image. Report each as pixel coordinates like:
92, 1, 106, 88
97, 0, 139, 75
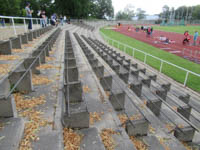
113, 25, 200, 64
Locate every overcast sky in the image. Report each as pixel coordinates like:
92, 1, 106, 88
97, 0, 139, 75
112, 0, 200, 15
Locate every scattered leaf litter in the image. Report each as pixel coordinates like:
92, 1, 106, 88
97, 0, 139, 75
63, 128, 83, 150
118, 114, 142, 128
157, 137, 171, 150
32, 74, 52, 85
0, 123, 3, 130
90, 112, 104, 125
130, 136, 148, 150
14, 93, 52, 150
0, 55, 19, 60
12, 49, 24, 53
165, 124, 174, 132
0, 64, 10, 74
149, 125, 156, 134
100, 128, 119, 150
46, 57, 55, 62
182, 142, 193, 150
83, 85, 91, 93
36, 64, 60, 70
14, 93, 46, 111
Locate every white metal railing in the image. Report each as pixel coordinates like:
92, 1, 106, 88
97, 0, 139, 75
99, 30, 200, 87
0, 15, 51, 37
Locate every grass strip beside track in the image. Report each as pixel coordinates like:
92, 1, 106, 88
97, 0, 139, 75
152, 25, 200, 35
100, 28, 200, 92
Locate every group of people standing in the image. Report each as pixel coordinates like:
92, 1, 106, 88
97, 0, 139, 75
25, 2, 70, 30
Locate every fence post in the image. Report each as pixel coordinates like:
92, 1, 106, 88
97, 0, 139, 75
11, 18, 17, 36
184, 72, 189, 87
144, 54, 147, 64
132, 48, 135, 57
160, 60, 163, 72
23, 18, 27, 32
36, 19, 39, 28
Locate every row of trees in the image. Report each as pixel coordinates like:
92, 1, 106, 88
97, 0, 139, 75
160, 5, 200, 21
0, 0, 114, 19
115, 5, 146, 20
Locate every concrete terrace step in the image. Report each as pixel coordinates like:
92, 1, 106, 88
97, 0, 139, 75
73, 32, 137, 150
79, 33, 188, 148
0, 118, 24, 150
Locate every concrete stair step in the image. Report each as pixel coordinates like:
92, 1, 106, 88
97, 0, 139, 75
0, 118, 24, 150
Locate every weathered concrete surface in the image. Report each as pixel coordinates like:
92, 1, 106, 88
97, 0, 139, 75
0, 40, 12, 54
79, 127, 106, 150
0, 118, 24, 150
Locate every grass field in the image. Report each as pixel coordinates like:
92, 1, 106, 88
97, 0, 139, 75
100, 27, 200, 92
152, 25, 200, 35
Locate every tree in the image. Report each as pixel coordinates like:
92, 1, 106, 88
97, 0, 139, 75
115, 4, 134, 20
0, 0, 21, 16
136, 8, 146, 20
192, 5, 200, 20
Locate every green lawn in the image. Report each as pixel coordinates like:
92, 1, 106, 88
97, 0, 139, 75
152, 25, 200, 35
100, 28, 200, 92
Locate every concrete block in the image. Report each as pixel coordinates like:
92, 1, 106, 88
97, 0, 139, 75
130, 82, 142, 97
100, 75, 113, 91
89, 59, 98, 68
125, 59, 131, 64
117, 57, 123, 64
119, 55, 125, 60
132, 63, 138, 69
123, 63, 130, 71
32, 31, 37, 39
65, 52, 75, 59
146, 99, 162, 116
64, 81, 83, 103
156, 89, 167, 100
45, 45, 49, 57
65, 58, 76, 68
0, 95, 16, 117
161, 83, 171, 91
19, 34, 28, 44
9, 69, 33, 93
0, 40, 12, 55
141, 78, 151, 88
65, 48, 73, 53
148, 74, 157, 81
10, 37, 21, 49
86, 53, 94, 60
174, 126, 195, 142
102, 54, 108, 60
119, 72, 129, 84
93, 66, 104, 78
109, 90, 125, 110
179, 94, 190, 104
0, 78, 10, 99
139, 68, 146, 74
65, 67, 79, 83
106, 59, 113, 66
126, 118, 149, 136
23, 57, 40, 74
62, 102, 89, 128
111, 64, 120, 74
177, 105, 191, 120
28, 32, 33, 41
131, 70, 139, 79
36, 30, 40, 37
